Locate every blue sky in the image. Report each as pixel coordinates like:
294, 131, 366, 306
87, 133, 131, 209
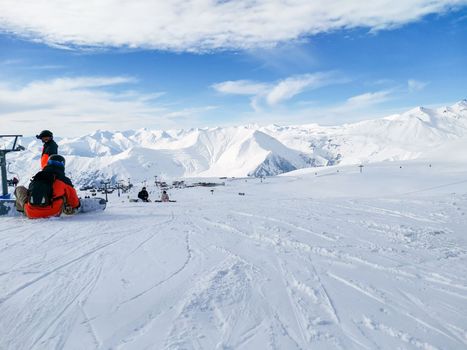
0, 1, 466, 137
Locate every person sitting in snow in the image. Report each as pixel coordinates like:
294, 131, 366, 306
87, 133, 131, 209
14, 155, 80, 219
160, 190, 170, 202
137, 187, 150, 202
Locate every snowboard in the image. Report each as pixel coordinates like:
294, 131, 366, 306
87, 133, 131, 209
0, 197, 106, 217
78, 197, 107, 213
0, 199, 17, 216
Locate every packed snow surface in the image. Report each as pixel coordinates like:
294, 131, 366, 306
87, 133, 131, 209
1, 159, 466, 349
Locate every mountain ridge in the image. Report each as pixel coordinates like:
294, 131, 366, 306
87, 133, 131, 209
5, 100, 467, 185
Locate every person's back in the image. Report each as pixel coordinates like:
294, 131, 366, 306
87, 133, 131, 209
161, 191, 169, 202
138, 187, 149, 202
15, 155, 80, 219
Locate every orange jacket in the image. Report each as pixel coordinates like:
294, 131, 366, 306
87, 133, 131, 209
25, 179, 80, 219
40, 139, 58, 169
40, 154, 50, 169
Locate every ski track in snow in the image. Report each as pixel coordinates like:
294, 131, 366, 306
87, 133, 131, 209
1, 175, 467, 350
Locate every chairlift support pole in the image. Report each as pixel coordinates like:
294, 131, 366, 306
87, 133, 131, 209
0, 135, 24, 196
0, 153, 7, 196
101, 180, 110, 203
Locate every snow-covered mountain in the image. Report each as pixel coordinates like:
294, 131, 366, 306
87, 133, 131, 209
5, 100, 467, 185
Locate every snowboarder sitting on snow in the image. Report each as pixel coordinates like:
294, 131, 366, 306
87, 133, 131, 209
160, 190, 170, 202
36, 129, 58, 169
14, 155, 80, 219
137, 187, 150, 202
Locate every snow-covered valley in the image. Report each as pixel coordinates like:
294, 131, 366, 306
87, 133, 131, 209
1, 158, 466, 349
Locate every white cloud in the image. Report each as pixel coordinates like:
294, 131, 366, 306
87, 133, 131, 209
0, 59, 63, 70
345, 90, 392, 108
268, 90, 395, 125
29, 76, 136, 91
162, 106, 218, 120
0, 58, 24, 65
408, 79, 429, 92
266, 74, 331, 105
303, 90, 394, 120
213, 72, 341, 108
0, 76, 210, 136
0, 1, 465, 51
212, 80, 270, 95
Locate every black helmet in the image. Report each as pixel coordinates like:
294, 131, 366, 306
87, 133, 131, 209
36, 130, 53, 139
47, 154, 65, 167
142, 187, 146, 190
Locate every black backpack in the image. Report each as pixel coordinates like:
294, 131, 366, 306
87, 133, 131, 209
27, 171, 56, 207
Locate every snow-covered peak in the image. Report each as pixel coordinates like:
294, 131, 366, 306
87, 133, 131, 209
7, 100, 467, 185
448, 99, 467, 114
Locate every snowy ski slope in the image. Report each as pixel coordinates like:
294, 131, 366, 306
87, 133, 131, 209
1, 158, 466, 349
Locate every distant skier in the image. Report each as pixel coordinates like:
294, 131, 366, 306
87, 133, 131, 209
137, 187, 150, 202
36, 130, 58, 169
160, 190, 170, 202
14, 155, 80, 218
12, 177, 19, 187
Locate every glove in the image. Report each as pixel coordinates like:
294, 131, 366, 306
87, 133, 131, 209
63, 205, 76, 215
